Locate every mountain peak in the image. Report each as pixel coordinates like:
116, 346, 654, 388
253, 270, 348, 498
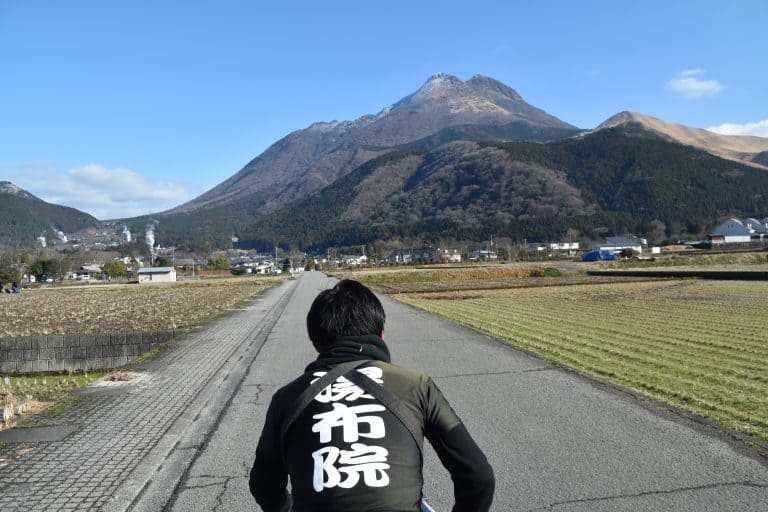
424, 72, 462, 85
597, 111, 654, 129
467, 74, 523, 102
410, 72, 465, 100
0, 181, 40, 201
170, 72, 576, 214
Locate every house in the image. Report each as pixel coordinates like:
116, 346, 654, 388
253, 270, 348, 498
709, 218, 752, 244
744, 218, 767, 240
529, 241, 580, 257
469, 250, 498, 261
435, 248, 462, 263
549, 241, 580, 252
137, 267, 176, 284
77, 264, 103, 280
341, 254, 368, 266
593, 236, 644, 255
385, 250, 413, 264
384, 249, 435, 264
174, 258, 195, 268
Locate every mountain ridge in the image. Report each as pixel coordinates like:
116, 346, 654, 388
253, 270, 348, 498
226, 127, 768, 250
594, 111, 768, 169
168, 73, 578, 215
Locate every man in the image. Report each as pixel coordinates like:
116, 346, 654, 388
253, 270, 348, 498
249, 279, 494, 511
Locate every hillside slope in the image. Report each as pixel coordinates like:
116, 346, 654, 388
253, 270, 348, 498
0, 181, 100, 246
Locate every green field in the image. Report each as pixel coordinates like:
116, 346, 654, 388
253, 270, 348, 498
397, 279, 768, 443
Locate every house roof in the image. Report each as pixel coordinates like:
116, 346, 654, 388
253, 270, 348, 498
605, 236, 643, 246
744, 218, 767, 234
137, 267, 175, 274
711, 218, 751, 236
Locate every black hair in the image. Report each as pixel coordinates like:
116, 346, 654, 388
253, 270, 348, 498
306, 279, 385, 349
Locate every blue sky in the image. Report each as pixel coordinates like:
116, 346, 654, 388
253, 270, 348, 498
1, 1, 766, 219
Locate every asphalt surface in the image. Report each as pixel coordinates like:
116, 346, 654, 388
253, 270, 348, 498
1, 270, 766, 511
170, 271, 768, 511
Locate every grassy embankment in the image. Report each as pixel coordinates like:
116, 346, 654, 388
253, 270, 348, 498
348, 266, 768, 444
1, 372, 104, 428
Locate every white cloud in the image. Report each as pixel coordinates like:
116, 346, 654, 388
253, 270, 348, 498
678, 69, 706, 77
11, 162, 197, 220
707, 119, 768, 137
667, 70, 723, 98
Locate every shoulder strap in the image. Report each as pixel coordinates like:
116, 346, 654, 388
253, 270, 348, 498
345, 370, 424, 455
280, 360, 368, 452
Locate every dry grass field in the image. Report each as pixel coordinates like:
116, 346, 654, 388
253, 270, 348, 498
0, 276, 283, 337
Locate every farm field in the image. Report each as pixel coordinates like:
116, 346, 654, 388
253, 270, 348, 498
333, 264, 617, 294
396, 279, 768, 443
0, 276, 284, 337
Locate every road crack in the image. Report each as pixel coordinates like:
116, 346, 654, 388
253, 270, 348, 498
438, 367, 554, 378
528, 480, 768, 510
212, 476, 238, 512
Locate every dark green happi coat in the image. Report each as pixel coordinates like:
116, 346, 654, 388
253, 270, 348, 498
250, 335, 493, 512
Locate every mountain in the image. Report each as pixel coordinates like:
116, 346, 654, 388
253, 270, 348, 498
0, 181, 41, 201
752, 151, 768, 167
595, 111, 768, 169
169, 73, 579, 215
231, 128, 768, 249
0, 181, 100, 247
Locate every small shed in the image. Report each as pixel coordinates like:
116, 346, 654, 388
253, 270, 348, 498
137, 267, 176, 284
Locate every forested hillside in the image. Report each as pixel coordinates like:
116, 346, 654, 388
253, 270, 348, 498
0, 186, 100, 247
230, 128, 768, 250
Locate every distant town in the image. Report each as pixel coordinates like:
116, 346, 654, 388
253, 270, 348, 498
2, 215, 766, 291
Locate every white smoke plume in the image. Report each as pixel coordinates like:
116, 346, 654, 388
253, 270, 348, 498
145, 223, 155, 248
38, 236, 46, 248
123, 225, 132, 243
56, 231, 68, 243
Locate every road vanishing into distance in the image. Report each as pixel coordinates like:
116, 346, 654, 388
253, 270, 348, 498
166, 271, 767, 511
1, 271, 765, 511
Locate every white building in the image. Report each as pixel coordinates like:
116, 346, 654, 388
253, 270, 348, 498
137, 267, 177, 284
709, 218, 752, 244
593, 236, 644, 255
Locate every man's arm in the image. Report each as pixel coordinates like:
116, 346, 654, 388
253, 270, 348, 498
423, 378, 495, 512
249, 394, 292, 512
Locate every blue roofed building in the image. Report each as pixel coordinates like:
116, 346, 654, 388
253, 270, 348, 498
709, 218, 752, 244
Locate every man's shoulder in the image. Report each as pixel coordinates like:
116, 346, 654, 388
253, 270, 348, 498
373, 361, 429, 385
273, 372, 313, 403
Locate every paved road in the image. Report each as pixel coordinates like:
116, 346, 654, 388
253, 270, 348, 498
169, 271, 768, 511
1, 271, 766, 511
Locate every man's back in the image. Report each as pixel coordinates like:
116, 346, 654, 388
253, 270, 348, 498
249, 280, 494, 512
281, 361, 436, 510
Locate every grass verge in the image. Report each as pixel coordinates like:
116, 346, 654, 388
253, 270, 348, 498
1, 373, 103, 429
